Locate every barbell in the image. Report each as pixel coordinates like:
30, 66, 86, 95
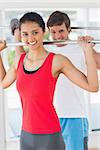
0, 26, 8, 29
1, 26, 100, 30
6, 40, 100, 47
71, 27, 100, 30
1, 18, 100, 46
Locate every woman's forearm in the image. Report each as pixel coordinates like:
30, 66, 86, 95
84, 47, 98, 91
0, 54, 6, 84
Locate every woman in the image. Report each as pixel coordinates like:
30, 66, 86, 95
0, 12, 98, 150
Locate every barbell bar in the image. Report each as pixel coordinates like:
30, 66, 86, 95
6, 40, 100, 47
1, 26, 100, 30
71, 27, 100, 30
43, 40, 100, 45
0, 26, 8, 29
7, 42, 25, 47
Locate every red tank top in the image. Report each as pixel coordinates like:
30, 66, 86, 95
16, 52, 61, 134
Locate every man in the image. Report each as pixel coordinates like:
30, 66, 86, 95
46, 11, 89, 150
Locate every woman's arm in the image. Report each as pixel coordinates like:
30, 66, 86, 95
93, 50, 100, 69
79, 35, 100, 69
53, 37, 99, 92
0, 40, 19, 88
14, 29, 25, 56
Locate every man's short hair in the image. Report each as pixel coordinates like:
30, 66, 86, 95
47, 11, 70, 29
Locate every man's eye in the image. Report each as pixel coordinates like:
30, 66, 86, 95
51, 32, 56, 34
59, 30, 64, 33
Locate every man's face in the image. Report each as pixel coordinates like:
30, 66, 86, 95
49, 22, 70, 41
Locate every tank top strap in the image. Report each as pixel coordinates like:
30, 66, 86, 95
42, 52, 56, 80
44, 52, 55, 66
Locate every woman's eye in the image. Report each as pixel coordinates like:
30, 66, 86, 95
22, 33, 28, 36
32, 31, 38, 35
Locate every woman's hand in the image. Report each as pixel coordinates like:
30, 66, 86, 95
78, 36, 95, 52
0, 40, 7, 52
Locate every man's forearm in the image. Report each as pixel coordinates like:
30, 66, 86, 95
14, 29, 25, 56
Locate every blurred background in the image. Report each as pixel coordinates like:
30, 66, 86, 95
0, 0, 100, 150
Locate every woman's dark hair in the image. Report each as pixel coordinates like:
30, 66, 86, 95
19, 12, 45, 32
47, 11, 70, 29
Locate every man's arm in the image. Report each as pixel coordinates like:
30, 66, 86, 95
10, 18, 25, 56
14, 29, 25, 56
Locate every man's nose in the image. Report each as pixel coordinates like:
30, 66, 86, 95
54, 33, 61, 40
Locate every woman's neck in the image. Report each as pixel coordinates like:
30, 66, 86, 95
27, 47, 48, 62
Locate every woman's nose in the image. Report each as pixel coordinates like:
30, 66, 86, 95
28, 35, 35, 43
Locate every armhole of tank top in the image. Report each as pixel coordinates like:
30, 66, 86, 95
16, 53, 26, 71
49, 53, 58, 81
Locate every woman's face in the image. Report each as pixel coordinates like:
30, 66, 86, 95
20, 21, 45, 50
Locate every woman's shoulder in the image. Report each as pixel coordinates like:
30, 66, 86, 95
15, 52, 25, 63
14, 52, 26, 70
52, 53, 71, 70
54, 53, 69, 61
